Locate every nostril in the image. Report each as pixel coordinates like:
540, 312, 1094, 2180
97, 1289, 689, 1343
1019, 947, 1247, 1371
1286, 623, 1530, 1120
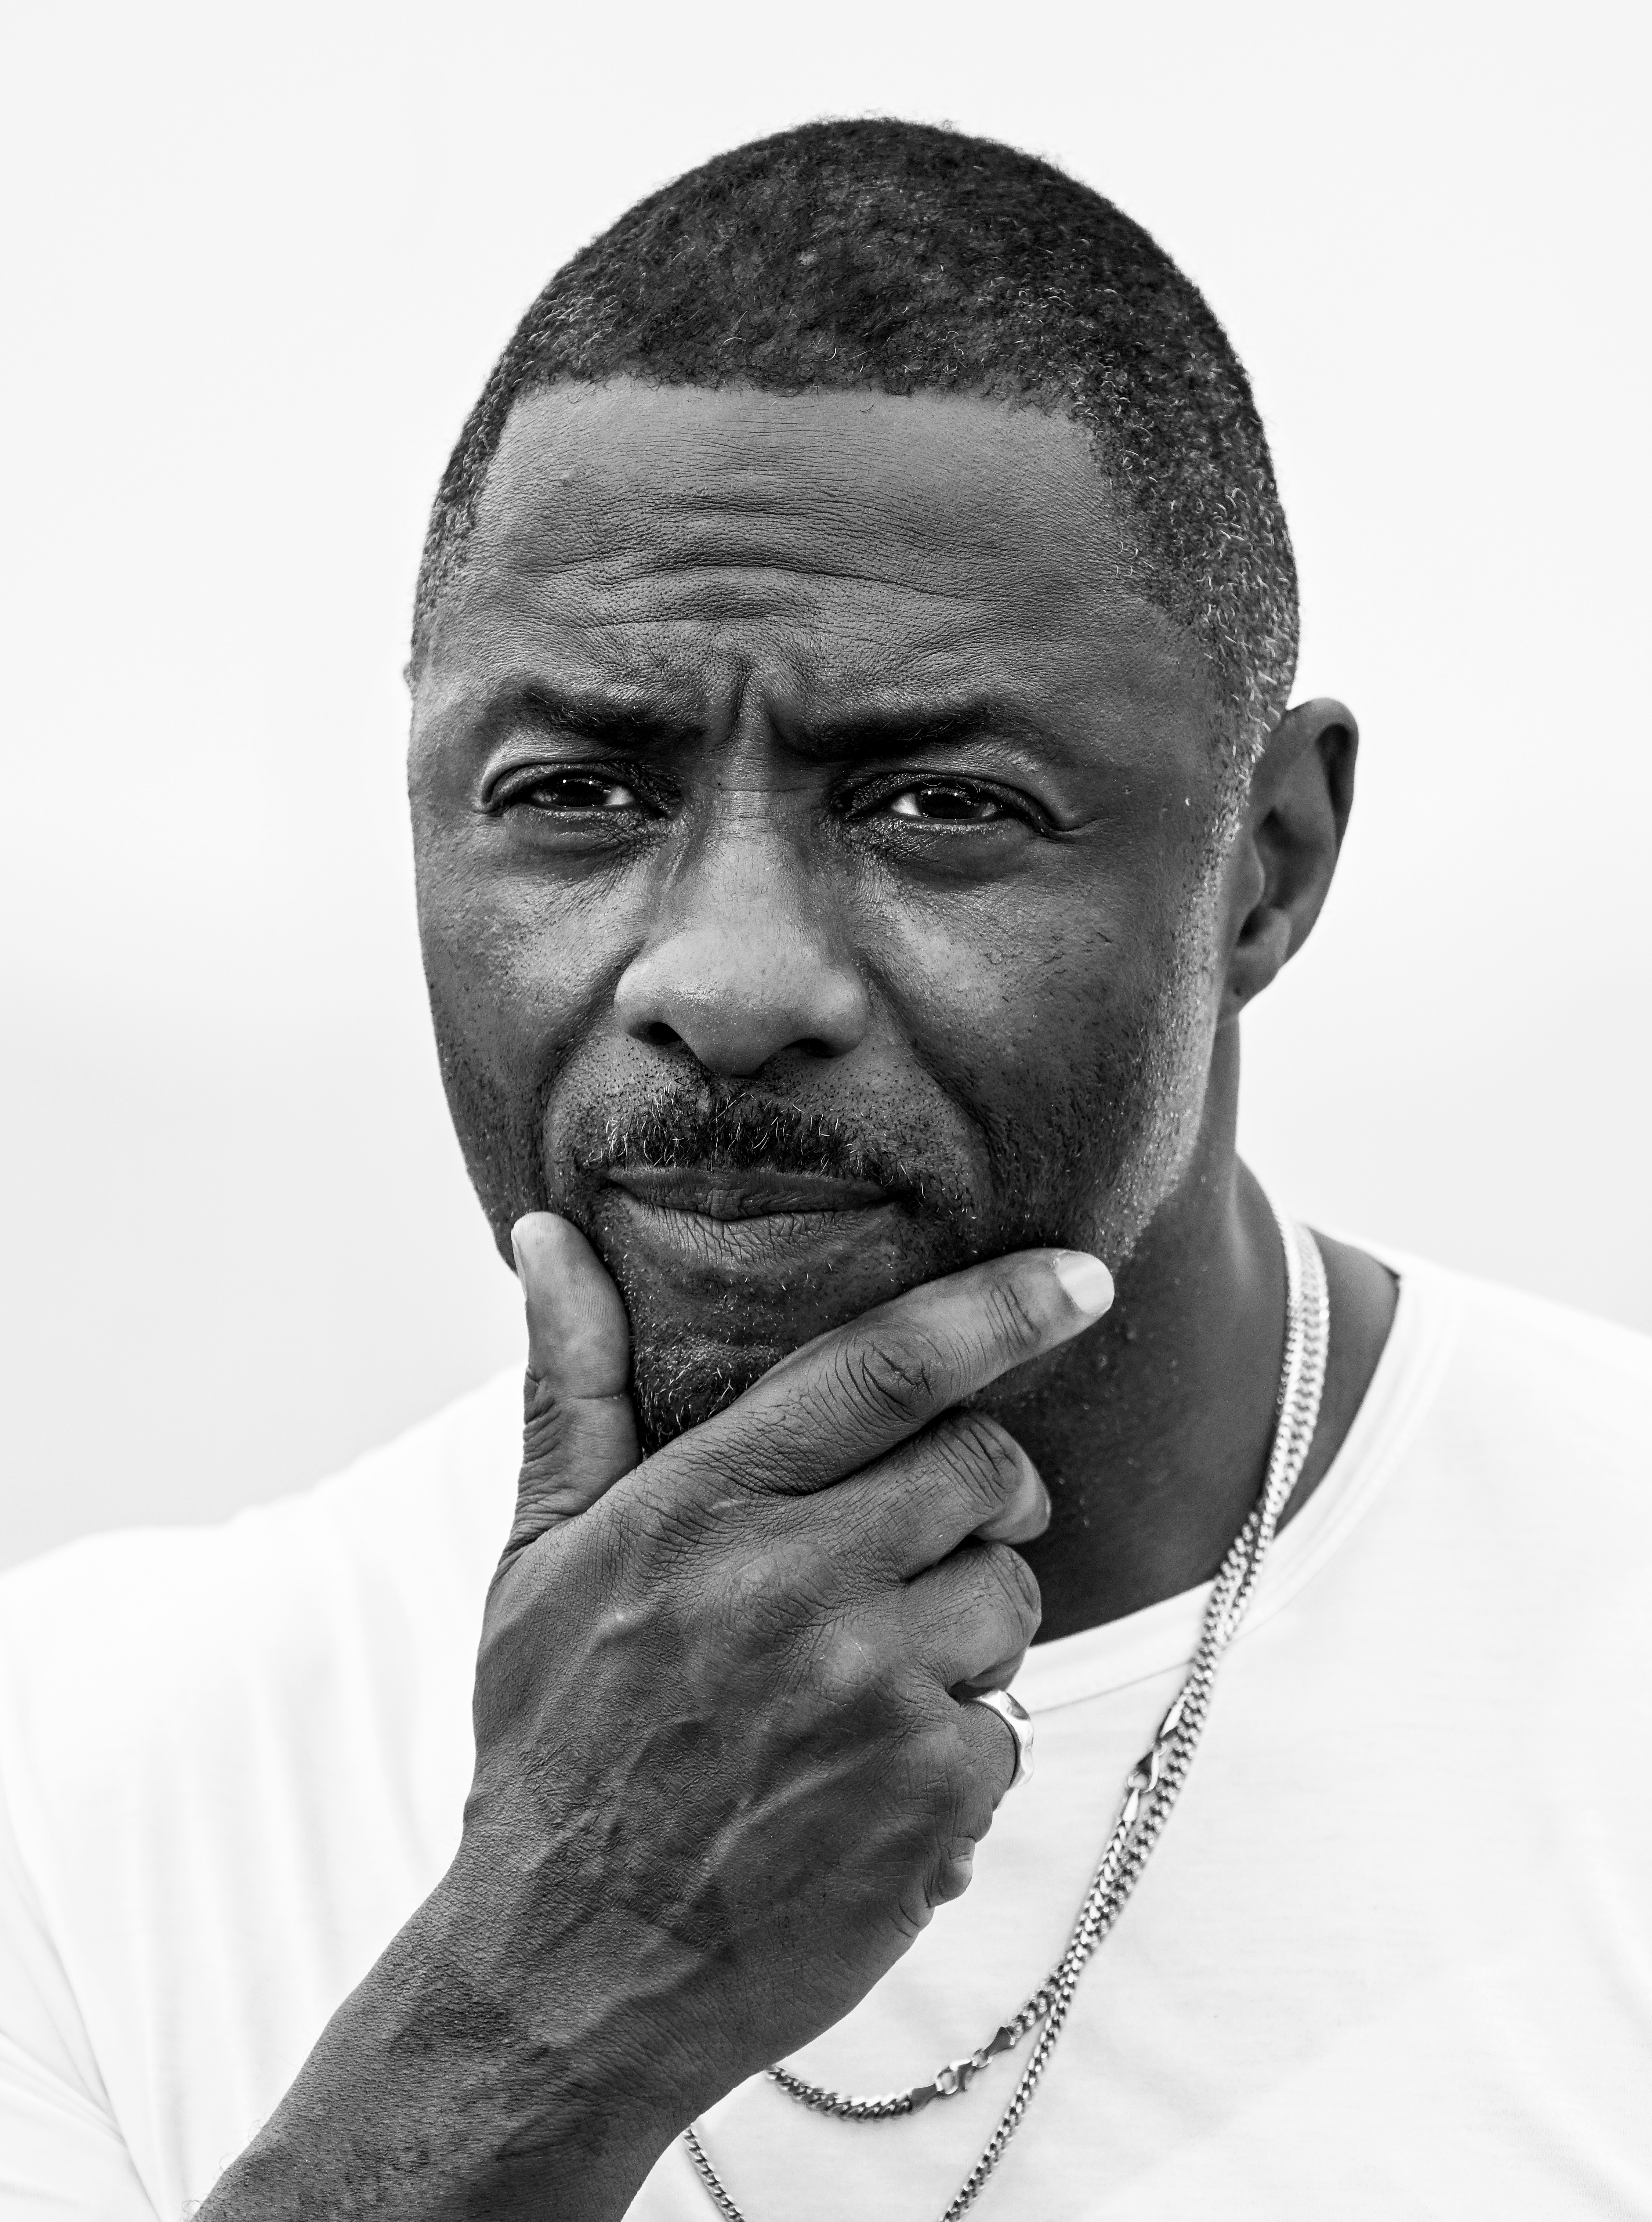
614, 949, 870, 1070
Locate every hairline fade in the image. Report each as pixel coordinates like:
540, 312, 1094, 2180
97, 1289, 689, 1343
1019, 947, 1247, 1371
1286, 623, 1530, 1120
411, 118, 1298, 798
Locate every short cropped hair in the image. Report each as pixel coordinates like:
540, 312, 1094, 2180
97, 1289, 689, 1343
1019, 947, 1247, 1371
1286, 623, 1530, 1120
413, 118, 1297, 780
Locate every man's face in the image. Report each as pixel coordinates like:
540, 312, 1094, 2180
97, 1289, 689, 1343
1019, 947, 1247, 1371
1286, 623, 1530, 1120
410, 381, 1235, 1446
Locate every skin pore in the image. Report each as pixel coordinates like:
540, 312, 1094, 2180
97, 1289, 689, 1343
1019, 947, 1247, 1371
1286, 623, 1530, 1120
410, 377, 1397, 1640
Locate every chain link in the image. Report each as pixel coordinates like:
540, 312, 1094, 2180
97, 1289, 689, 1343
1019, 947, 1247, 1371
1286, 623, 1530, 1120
686, 1206, 1329, 2222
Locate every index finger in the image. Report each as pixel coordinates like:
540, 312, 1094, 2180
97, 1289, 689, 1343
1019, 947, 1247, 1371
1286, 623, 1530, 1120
685, 1247, 1113, 1496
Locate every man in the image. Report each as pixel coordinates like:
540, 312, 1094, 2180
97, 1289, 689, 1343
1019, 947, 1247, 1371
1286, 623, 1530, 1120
2, 116, 1649, 2222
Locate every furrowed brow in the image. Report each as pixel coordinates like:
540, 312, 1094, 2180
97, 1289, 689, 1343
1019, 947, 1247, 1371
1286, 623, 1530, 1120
791, 698, 1047, 760
493, 681, 703, 751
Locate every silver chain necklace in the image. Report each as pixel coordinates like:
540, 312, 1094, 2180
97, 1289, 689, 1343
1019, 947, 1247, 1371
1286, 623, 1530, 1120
686, 1206, 1330, 2222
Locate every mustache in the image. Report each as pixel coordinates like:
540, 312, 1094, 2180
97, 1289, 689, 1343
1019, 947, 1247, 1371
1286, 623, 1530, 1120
559, 1080, 934, 1202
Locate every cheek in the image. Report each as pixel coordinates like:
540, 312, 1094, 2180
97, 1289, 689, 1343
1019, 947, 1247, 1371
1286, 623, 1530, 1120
867, 870, 1155, 1094
413, 825, 628, 1076
859, 841, 1222, 1238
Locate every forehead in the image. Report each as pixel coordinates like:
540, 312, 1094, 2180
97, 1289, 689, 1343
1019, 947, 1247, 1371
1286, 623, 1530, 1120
423, 378, 1207, 736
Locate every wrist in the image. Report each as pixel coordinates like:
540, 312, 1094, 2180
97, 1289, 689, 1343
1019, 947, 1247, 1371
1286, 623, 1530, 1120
202, 1860, 684, 2221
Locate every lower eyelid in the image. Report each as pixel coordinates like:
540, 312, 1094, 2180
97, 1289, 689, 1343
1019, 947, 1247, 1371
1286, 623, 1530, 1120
514, 783, 640, 811
887, 794, 1020, 824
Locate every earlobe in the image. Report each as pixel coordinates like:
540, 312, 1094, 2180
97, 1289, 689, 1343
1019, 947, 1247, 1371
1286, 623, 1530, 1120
1221, 697, 1359, 1018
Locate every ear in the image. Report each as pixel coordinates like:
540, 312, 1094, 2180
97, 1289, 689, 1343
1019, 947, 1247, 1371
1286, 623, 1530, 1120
1219, 697, 1359, 1021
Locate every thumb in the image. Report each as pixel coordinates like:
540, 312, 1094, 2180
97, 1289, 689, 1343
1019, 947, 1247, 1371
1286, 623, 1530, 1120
502, 1212, 640, 1562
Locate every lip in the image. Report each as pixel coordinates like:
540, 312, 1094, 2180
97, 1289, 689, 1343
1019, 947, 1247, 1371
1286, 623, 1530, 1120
606, 1166, 892, 1219
602, 1168, 901, 1278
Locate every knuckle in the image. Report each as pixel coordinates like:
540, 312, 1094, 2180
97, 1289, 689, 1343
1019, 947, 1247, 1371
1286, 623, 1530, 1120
983, 1269, 1049, 1360
929, 1838, 978, 1907
710, 1526, 838, 1642
975, 1539, 1042, 1630
520, 1394, 576, 1473
800, 1614, 896, 1715
840, 1330, 945, 1427
927, 1411, 1025, 1511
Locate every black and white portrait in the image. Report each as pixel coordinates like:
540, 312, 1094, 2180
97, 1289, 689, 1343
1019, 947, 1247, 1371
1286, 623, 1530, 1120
1, 6, 1647, 2218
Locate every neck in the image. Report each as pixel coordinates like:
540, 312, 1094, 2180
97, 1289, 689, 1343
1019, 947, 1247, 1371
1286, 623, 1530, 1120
987, 1028, 1396, 1641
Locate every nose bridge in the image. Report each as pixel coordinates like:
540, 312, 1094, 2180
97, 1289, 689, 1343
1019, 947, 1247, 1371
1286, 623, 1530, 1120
614, 793, 869, 1075
688, 785, 818, 929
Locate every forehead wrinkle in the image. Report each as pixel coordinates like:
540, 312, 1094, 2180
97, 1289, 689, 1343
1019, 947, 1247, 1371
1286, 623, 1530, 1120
487, 521, 1047, 618
588, 553, 984, 609
448, 568, 1192, 766
475, 394, 1137, 610
436, 385, 1215, 751
442, 546, 1198, 756
463, 550, 1010, 684
475, 544, 1120, 682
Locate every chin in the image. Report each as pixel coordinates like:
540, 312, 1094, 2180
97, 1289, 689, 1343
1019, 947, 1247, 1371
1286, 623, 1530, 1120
629, 1333, 790, 1453
591, 1200, 975, 1453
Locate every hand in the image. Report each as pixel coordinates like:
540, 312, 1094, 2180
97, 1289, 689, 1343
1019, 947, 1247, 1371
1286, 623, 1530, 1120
453, 1220, 1112, 2173
199, 1221, 1112, 2222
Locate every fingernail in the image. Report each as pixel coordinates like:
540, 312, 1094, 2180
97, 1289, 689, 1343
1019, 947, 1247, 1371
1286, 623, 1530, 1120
1051, 1250, 1113, 1319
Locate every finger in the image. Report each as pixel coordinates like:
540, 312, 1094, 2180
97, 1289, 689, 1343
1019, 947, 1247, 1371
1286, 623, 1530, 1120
924, 1685, 1032, 1846
504, 1213, 640, 1559
959, 1696, 1026, 1805
820, 1412, 1050, 1586
929, 1837, 979, 1906
957, 1644, 1029, 1697
901, 1539, 1043, 1694
684, 1247, 1113, 1500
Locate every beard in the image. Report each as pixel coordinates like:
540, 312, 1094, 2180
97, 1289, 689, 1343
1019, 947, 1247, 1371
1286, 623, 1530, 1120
429, 893, 1220, 1452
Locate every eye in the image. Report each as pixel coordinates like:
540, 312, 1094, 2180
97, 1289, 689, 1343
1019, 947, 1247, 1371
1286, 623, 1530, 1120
492, 766, 650, 814
526, 771, 641, 811
883, 781, 1014, 824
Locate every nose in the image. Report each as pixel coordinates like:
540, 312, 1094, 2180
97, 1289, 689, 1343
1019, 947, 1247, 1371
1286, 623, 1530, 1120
613, 819, 870, 1075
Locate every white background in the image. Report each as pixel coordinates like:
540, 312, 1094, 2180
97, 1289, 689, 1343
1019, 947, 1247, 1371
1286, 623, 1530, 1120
2, 0, 1646, 1569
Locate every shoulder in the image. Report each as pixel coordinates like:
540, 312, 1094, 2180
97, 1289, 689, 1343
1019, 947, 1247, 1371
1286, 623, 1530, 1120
0, 1366, 522, 1666
1265, 1241, 1652, 1645
0, 1369, 522, 1845
0, 1373, 524, 2204
1391, 1250, 1652, 1468
1320, 1245, 1652, 1621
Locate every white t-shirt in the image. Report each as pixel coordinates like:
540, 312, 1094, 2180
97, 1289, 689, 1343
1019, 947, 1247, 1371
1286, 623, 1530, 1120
2, 1252, 1651, 2221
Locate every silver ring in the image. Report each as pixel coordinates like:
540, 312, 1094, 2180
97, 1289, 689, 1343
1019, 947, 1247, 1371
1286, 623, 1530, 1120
966, 1686, 1034, 1791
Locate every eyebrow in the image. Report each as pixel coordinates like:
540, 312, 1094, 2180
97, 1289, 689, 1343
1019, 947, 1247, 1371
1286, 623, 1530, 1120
489, 682, 705, 751
786, 697, 1049, 760
486, 682, 1057, 762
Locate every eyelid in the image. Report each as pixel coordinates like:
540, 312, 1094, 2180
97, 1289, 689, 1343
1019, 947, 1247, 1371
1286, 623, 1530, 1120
482, 756, 667, 812
845, 770, 1049, 830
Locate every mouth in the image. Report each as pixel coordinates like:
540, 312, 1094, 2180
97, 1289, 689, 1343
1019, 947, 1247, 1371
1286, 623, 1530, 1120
608, 1165, 891, 1217
602, 1164, 902, 1275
